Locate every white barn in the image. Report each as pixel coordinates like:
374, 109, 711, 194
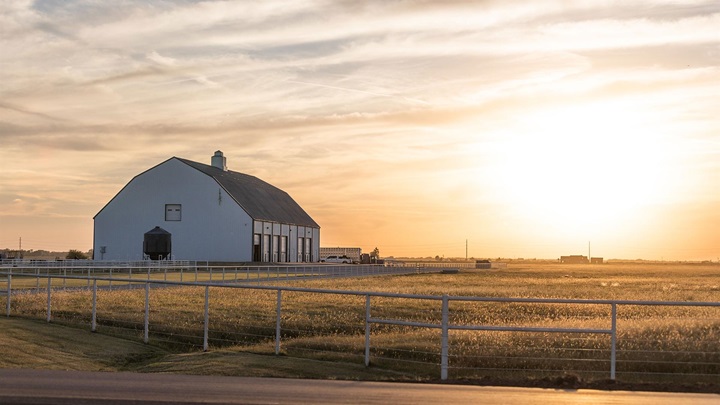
93, 151, 320, 262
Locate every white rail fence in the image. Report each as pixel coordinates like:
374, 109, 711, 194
0, 262, 439, 290
2, 269, 719, 383
0, 259, 504, 272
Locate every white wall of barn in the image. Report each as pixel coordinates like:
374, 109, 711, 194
93, 158, 253, 261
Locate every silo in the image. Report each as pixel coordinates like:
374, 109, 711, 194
143, 226, 172, 260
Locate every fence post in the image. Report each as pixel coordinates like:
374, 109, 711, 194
91, 279, 97, 332
87, 267, 90, 288
365, 294, 371, 366
441, 294, 449, 381
275, 290, 282, 355
203, 285, 210, 352
109, 267, 113, 290
5, 274, 10, 317
36, 268, 39, 292
144, 283, 150, 344
611, 303, 617, 380
46, 277, 52, 323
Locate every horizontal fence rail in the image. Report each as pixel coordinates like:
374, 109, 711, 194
1, 259, 507, 272
1, 266, 719, 383
0, 262, 444, 290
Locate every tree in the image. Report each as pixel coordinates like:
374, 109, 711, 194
371, 247, 380, 259
66, 249, 88, 260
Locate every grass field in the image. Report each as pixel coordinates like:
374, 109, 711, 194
0, 317, 406, 380
3, 262, 719, 386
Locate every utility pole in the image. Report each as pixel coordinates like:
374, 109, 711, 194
465, 239, 468, 260
19, 236, 22, 251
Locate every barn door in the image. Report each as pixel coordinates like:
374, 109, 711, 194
263, 234, 270, 262
272, 235, 279, 262
253, 234, 261, 262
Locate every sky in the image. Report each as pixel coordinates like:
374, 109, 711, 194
1, 0, 719, 261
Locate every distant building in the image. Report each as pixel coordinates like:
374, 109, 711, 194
559, 255, 589, 264
475, 259, 492, 269
590, 257, 604, 264
320, 247, 361, 263
94, 151, 320, 262
358, 253, 386, 264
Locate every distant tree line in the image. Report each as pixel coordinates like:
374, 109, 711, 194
1, 248, 92, 260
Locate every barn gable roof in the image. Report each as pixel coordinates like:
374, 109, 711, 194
175, 157, 319, 228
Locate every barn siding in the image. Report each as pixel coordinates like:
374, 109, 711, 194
94, 156, 320, 263
94, 159, 253, 261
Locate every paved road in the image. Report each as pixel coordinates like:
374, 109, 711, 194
0, 369, 718, 405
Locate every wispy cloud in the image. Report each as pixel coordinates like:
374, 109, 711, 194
0, 0, 718, 257
0, 101, 69, 122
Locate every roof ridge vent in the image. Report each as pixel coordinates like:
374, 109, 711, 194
211, 150, 227, 171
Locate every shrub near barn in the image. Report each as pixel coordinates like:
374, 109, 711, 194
65, 250, 89, 260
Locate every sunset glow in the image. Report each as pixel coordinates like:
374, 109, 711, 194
495, 102, 677, 229
1, 1, 719, 260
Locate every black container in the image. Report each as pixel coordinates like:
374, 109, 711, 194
143, 226, 171, 260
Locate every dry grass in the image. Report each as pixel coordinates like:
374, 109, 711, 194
0, 317, 408, 380
0, 317, 167, 371
3, 262, 719, 384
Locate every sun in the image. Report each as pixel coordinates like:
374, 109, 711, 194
490, 100, 675, 235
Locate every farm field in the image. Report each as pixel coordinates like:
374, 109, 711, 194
2, 262, 719, 388
285, 262, 720, 301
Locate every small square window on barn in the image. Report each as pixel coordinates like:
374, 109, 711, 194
165, 204, 182, 221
